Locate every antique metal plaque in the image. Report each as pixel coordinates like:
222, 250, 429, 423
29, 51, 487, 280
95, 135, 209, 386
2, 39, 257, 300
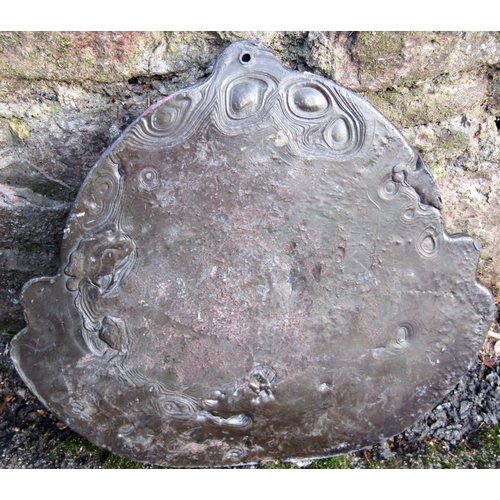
11, 41, 494, 466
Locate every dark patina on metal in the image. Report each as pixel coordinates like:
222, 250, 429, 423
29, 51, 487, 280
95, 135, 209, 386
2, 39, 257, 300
11, 41, 495, 466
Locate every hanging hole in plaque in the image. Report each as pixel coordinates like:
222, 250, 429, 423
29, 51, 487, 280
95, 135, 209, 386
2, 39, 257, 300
240, 52, 252, 65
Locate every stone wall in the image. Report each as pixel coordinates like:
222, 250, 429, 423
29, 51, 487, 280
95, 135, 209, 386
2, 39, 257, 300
1, 31, 499, 330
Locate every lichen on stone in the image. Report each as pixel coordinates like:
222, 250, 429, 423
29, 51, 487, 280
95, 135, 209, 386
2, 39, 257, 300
8, 119, 30, 140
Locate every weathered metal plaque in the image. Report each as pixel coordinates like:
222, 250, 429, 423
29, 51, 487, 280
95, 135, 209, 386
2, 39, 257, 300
11, 41, 495, 466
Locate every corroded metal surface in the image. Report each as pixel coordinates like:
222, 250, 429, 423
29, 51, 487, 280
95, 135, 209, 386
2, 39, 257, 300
11, 41, 495, 466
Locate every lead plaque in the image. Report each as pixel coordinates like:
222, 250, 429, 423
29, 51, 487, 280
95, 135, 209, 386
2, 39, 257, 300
11, 41, 495, 466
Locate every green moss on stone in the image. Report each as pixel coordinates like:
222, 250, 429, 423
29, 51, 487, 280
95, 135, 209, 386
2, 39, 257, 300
61, 436, 106, 459
50, 102, 61, 114
80, 53, 96, 67
431, 163, 446, 179
0, 32, 22, 48
308, 454, 354, 469
439, 129, 470, 153
1, 329, 17, 338
258, 460, 298, 469
52, 33, 73, 54
352, 32, 407, 75
103, 454, 149, 469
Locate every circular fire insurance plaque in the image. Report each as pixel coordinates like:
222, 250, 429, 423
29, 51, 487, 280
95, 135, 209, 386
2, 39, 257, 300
11, 41, 494, 467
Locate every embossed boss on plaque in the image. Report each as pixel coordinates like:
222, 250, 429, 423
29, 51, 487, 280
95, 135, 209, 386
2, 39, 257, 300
11, 41, 494, 466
